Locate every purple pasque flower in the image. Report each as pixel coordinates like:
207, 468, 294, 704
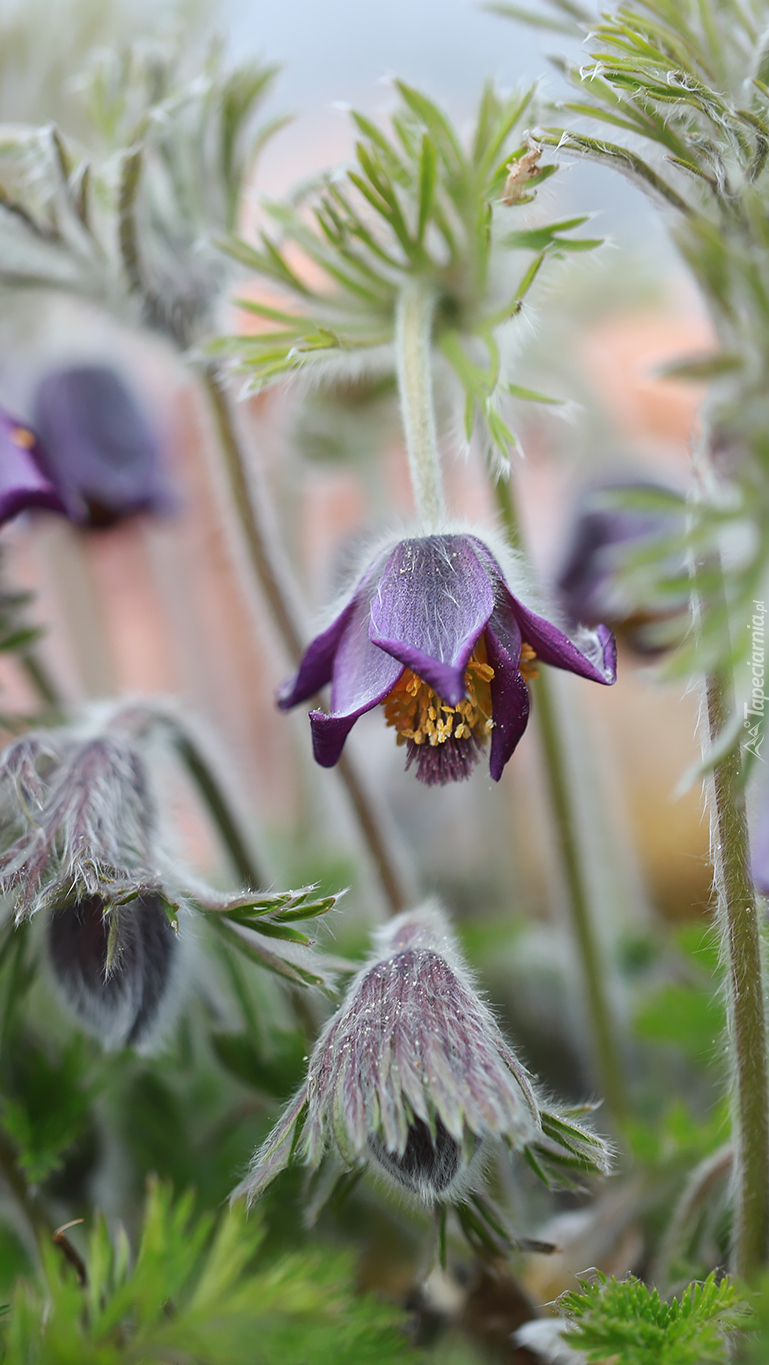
32, 365, 171, 528
279, 531, 617, 785
0, 407, 65, 524
556, 480, 687, 656
233, 904, 611, 1208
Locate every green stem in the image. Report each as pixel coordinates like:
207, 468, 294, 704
491, 473, 628, 1122
395, 278, 445, 526
706, 663, 769, 1280
200, 363, 411, 916
167, 722, 264, 890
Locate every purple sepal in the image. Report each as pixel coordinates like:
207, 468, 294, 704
483, 599, 530, 781
33, 366, 171, 527
0, 410, 65, 525
506, 592, 617, 685
277, 597, 358, 710
368, 538, 494, 707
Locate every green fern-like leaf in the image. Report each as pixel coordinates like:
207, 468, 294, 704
559, 1271, 752, 1365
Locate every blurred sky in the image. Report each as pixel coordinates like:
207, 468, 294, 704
223, 0, 670, 256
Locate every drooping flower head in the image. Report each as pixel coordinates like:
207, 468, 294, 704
32, 365, 172, 528
556, 480, 688, 656
0, 719, 180, 1049
234, 903, 611, 1208
0, 407, 65, 524
279, 531, 617, 785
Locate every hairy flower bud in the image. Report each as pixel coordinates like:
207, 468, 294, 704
47, 892, 176, 1049
234, 904, 610, 1208
0, 719, 183, 1049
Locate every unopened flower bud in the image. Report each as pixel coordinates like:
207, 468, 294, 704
47, 892, 176, 1049
234, 904, 610, 1209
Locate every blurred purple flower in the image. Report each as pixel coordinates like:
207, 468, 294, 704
32, 365, 171, 527
234, 904, 611, 1207
279, 532, 616, 785
556, 481, 687, 655
0, 408, 65, 524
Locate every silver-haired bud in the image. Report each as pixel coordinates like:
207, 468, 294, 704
0, 722, 181, 1049
47, 892, 176, 1049
234, 904, 609, 1208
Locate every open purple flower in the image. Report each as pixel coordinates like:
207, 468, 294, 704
0, 407, 65, 524
32, 365, 171, 528
279, 532, 617, 785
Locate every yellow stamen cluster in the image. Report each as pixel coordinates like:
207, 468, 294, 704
518, 642, 539, 680
382, 647, 495, 750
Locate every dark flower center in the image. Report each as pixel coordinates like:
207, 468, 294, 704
380, 643, 495, 786
368, 1115, 461, 1197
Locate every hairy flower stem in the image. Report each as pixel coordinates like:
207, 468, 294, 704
395, 279, 446, 526
491, 474, 627, 1122
706, 663, 769, 1280
201, 364, 410, 916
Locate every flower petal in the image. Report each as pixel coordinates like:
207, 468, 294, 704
484, 606, 531, 781
0, 412, 64, 524
278, 598, 359, 710
368, 537, 495, 706
309, 585, 404, 768
33, 366, 170, 525
508, 595, 617, 685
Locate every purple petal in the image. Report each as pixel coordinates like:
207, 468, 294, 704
278, 597, 359, 710
0, 411, 65, 524
469, 535, 617, 685
368, 536, 495, 707
309, 583, 404, 768
484, 604, 530, 781
33, 366, 170, 526
507, 593, 617, 685
278, 552, 390, 710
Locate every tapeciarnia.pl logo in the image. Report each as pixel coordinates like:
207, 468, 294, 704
744, 600, 766, 761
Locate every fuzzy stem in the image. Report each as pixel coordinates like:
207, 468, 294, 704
491, 473, 628, 1122
395, 278, 446, 526
706, 663, 769, 1280
200, 364, 410, 916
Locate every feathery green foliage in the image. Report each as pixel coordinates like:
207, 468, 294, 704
0, 1180, 417, 1364
558, 1270, 752, 1364
492, 0, 769, 681
217, 81, 601, 468
0, 36, 278, 347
